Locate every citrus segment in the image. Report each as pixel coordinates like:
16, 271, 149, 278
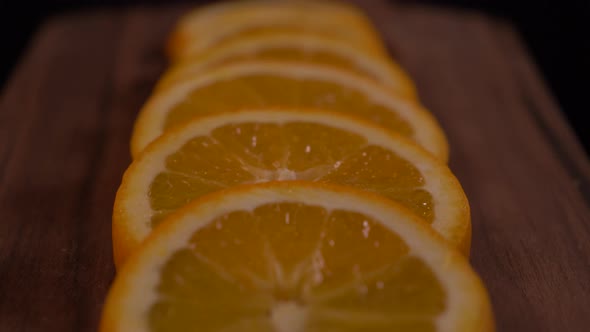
102, 182, 493, 332
116, 110, 469, 267
131, 62, 448, 160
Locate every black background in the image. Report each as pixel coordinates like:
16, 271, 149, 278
1, 0, 588, 154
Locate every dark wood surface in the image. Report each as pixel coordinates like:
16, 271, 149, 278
1, 0, 589, 331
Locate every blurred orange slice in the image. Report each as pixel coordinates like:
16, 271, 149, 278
158, 34, 416, 99
167, 1, 386, 61
132, 61, 448, 160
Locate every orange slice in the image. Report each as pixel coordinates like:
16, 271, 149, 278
115, 110, 469, 267
102, 182, 493, 332
167, 1, 386, 61
158, 34, 416, 99
131, 61, 448, 161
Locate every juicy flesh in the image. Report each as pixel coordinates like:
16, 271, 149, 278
148, 203, 446, 331
164, 74, 413, 140
149, 122, 433, 227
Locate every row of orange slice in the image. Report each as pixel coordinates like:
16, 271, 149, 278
101, 1, 494, 332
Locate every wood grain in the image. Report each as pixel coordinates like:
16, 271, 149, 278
1, 1, 589, 331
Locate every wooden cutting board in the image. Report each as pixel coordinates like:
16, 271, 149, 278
1, 0, 589, 331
